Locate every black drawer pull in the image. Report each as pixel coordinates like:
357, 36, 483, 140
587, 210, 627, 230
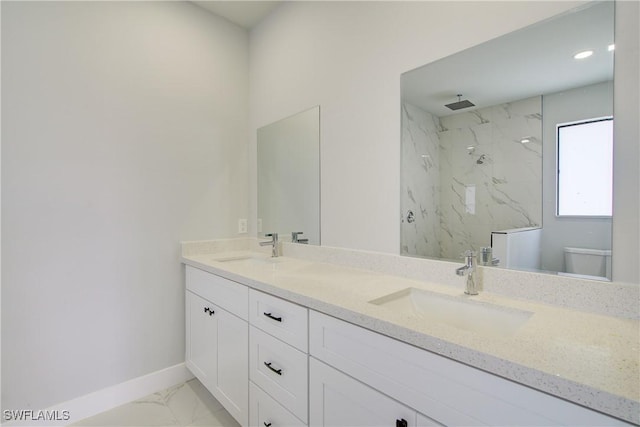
263, 361, 283, 375
204, 307, 214, 316
263, 312, 282, 322
264, 423, 272, 427
396, 419, 408, 427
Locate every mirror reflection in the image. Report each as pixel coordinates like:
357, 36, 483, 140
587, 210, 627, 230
258, 106, 320, 245
400, 2, 613, 280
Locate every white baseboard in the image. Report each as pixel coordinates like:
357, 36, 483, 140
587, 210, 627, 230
2, 363, 194, 426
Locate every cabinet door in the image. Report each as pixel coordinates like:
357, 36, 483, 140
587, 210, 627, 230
186, 290, 249, 427
309, 357, 415, 427
417, 413, 444, 427
186, 290, 218, 388
216, 307, 249, 427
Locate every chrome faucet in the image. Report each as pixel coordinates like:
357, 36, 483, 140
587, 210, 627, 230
291, 231, 309, 244
479, 246, 500, 266
260, 233, 279, 257
456, 250, 478, 295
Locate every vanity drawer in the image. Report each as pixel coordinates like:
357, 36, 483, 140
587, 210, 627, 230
250, 326, 308, 421
250, 382, 307, 427
249, 289, 308, 352
186, 265, 248, 320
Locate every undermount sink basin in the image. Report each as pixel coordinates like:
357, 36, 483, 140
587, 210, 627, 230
214, 255, 284, 265
369, 288, 532, 337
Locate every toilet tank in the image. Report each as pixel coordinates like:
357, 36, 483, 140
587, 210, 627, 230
564, 247, 612, 279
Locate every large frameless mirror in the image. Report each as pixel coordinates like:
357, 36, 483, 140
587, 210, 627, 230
258, 106, 321, 245
400, 2, 614, 280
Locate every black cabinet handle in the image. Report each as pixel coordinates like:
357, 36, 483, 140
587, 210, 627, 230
264, 423, 272, 427
396, 419, 408, 427
263, 361, 283, 375
263, 312, 282, 322
204, 307, 214, 316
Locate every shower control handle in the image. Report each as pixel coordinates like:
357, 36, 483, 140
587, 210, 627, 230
405, 210, 415, 223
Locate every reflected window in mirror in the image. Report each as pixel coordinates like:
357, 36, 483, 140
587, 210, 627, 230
557, 117, 613, 217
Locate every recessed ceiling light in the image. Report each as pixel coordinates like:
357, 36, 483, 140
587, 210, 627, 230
608, 44, 615, 52
574, 50, 594, 59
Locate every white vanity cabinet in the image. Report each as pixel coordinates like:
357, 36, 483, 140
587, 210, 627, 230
185, 266, 249, 427
309, 310, 631, 427
249, 289, 309, 426
183, 261, 633, 427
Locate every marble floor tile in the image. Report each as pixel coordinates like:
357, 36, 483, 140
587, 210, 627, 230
186, 407, 239, 427
72, 379, 238, 427
163, 380, 227, 426
71, 400, 179, 427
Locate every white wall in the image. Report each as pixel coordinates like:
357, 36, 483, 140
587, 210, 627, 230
1, 1, 248, 412
249, 0, 639, 284
541, 81, 613, 273
612, 0, 640, 284
249, 1, 586, 254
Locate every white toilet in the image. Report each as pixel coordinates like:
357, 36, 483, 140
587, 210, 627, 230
563, 247, 612, 280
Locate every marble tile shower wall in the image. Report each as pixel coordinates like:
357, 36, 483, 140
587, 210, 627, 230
401, 103, 442, 257
402, 97, 542, 260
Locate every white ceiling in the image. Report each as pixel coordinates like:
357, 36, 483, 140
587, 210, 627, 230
193, 1, 282, 29
401, 2, 614, 117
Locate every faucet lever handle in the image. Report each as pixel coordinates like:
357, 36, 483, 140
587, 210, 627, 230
460, 249, 476, 259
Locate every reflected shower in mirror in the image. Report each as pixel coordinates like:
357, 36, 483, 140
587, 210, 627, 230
258, 106, 320, 245
400, 2, 613, 280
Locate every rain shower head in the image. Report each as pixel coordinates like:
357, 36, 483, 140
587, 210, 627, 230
446, 94, 475, 111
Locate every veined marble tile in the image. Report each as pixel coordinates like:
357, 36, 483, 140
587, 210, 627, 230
401, 102, 441, 258
71, 399, 179, 426
401, 97, 542, 260
71, 379, 237, 427
186, 407, 239, 427
162, 380, 226, 427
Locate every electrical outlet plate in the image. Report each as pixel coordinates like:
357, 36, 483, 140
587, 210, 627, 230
238, 218, 247, 234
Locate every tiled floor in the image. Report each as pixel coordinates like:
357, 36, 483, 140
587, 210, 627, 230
72, 379, 240, 427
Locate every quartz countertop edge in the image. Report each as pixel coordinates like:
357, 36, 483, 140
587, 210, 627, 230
181, 254, 640, 425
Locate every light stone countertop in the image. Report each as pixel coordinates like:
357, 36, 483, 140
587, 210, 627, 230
181, 249, 639, 425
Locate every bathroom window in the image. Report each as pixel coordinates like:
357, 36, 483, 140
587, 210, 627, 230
557, 117, 613, 217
